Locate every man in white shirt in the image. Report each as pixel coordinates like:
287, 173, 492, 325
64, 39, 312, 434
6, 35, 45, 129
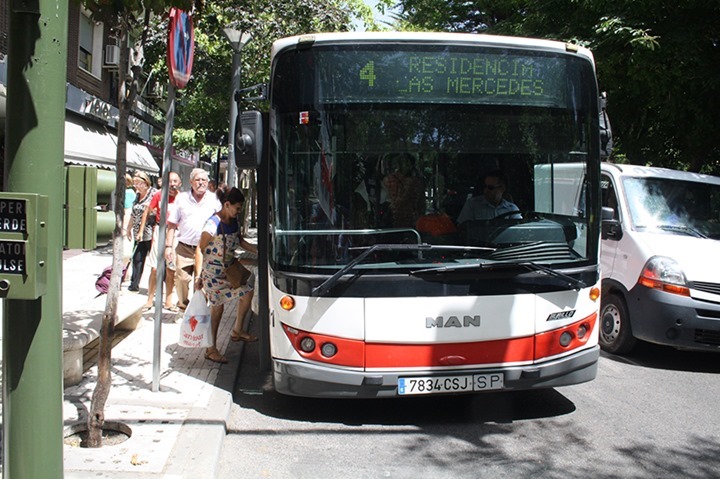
457, 169, 520, 223
165, 168, 221, 310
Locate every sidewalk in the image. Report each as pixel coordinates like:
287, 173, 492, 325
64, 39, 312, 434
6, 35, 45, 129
61, 245, 246, 478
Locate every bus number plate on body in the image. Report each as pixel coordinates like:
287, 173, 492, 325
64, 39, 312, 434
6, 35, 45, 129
397, 374, 504, 395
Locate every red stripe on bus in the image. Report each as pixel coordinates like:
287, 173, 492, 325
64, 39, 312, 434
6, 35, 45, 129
282, 312, 596, 369
365, 313, 596, 368
365, 337, 535, 368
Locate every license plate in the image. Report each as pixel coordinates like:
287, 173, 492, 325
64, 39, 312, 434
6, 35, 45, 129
397, 373, 504, 396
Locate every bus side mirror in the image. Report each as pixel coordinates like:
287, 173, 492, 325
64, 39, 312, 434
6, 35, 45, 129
601, 206, 622, 240
235, 110, 264, 169
599, 92, 613, 159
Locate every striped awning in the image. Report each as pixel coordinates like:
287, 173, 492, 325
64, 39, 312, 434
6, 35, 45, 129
64, 118, 159, 175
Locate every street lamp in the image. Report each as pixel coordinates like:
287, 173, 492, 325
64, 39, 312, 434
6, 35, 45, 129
222, 27, 252, 189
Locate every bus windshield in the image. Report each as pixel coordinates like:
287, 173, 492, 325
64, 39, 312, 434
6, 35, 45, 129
270, 42, 600, 273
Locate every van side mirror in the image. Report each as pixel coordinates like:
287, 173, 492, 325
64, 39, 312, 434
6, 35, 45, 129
601, 207, 622, 240
601, 206, 614, 221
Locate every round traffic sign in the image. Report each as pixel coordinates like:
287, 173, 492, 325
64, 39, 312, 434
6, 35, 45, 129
167, 8, 194, 89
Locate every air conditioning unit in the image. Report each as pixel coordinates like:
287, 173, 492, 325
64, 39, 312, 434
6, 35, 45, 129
104, 45, 120, 66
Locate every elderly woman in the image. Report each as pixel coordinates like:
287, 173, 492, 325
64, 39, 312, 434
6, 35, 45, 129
195, 187, 257, 364
127, 171, 156, 292
122, 173, 137, 273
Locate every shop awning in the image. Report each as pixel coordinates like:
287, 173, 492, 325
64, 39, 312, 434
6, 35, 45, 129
64, 118, 159, 174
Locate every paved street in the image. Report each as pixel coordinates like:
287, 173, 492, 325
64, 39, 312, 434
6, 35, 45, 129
219, 341, 720, 478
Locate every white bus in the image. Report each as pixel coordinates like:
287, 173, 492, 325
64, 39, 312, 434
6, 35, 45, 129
239, 32, 608, 397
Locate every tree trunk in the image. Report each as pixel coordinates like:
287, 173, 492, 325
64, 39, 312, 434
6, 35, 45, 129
87, 23, 137, 447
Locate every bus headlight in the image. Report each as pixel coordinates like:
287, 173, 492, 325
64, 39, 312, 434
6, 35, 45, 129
299, 337, 316, 352
320, 342, 337, 358
577, 323, 588, 340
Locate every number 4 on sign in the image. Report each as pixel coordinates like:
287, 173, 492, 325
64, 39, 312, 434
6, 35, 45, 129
360, 61, 376, 87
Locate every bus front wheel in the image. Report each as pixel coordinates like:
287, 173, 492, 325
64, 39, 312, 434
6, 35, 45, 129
599, 294, 636, 355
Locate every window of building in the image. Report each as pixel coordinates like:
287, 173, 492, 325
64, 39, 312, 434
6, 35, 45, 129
78, 10, 103, 77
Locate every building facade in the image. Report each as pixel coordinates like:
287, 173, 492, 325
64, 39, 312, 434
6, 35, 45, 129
0, 1, 199, 189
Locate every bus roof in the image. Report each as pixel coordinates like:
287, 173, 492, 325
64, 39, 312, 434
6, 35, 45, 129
271, 32, 595, 63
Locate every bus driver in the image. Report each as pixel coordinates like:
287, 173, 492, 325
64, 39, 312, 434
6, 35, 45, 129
457, 169, 520, 223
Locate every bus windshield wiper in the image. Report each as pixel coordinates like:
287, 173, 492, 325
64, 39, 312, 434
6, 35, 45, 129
411, 261, 587, 290
312, 243, 494, 296
519, 261, 588, 290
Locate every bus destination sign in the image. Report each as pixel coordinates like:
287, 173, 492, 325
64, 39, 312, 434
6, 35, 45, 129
318, 49, 568, 107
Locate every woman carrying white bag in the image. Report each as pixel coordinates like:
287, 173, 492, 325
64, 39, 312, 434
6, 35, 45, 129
178, 290, 213, 348
193, 186, 258, 364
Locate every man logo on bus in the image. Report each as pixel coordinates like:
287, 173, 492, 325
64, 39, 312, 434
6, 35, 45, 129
426, 316, 481, 328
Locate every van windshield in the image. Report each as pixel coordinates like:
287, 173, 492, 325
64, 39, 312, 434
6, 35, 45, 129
623, 177, 720, 239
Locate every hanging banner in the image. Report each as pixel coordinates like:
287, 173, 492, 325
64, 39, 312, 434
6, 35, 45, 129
167, 8, 195, 89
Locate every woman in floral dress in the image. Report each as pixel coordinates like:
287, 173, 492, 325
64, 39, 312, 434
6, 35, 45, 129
195, 187, 258, 363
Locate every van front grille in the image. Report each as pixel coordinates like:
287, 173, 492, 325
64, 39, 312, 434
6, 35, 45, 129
696, 309, 720, 319
694, 329, 720, 347
692, 281, 720, 296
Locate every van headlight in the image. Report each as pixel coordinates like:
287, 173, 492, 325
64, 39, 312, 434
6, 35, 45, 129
637, 256, 690, 296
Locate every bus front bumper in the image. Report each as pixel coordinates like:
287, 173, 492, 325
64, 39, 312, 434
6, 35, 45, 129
272, 345, 599, 398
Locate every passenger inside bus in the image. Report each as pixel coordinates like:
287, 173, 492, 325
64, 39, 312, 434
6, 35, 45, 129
381, 153, 425, 228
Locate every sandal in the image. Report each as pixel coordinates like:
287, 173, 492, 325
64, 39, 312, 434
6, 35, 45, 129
163, 304, 179, 312
204, 350, 228, 364
231, 330, 258, 342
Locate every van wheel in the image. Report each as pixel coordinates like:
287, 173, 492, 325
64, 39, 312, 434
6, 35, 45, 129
599, 294, 636, 354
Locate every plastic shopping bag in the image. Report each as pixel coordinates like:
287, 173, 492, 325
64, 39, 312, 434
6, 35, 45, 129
178, 290, 213, 348
122, 237, 134, 262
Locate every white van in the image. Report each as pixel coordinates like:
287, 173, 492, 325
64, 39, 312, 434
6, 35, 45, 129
600, 163, 720, 354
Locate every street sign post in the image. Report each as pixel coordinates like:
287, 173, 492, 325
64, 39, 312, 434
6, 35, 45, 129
167, 8, 194, 89
4, 1, 66, 475
153, 8, 195, 390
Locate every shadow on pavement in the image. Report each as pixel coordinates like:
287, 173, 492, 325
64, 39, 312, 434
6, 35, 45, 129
233, 335, 576, 428
601, 342, 720, 373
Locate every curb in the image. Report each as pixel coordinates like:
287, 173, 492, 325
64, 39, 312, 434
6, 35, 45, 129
163, 337, 243, 479
62, 299, 247, 478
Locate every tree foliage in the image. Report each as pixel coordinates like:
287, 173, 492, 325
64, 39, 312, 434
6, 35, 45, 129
141, 0, 367, 149
393, 0, 720, 174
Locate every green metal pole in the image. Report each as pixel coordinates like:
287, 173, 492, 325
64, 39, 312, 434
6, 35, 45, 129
3, 0, 68, 476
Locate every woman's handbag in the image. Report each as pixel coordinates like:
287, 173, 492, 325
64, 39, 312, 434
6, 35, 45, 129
225, 259, 251, 289
221, 222, 251, 289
